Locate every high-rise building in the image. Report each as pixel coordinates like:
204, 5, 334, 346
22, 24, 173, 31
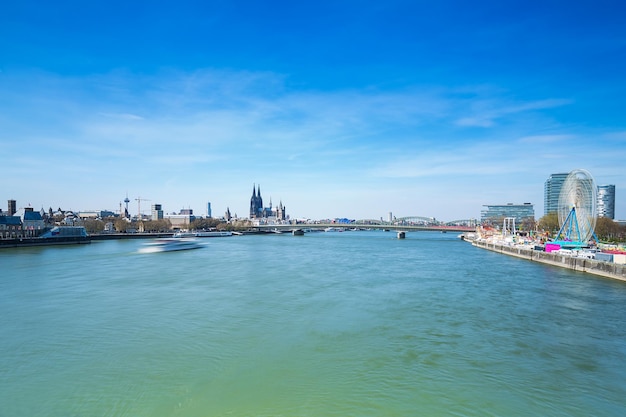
597, 185, 615, 219
7, 199, 16, 216
151, 204, 163, 220
544, 173, 568, 215
207, 202, 212, 218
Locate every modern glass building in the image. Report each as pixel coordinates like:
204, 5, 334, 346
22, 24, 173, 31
597, 185, 615, 219
480, 203, 535, 225
544, 173, 568, 215
151, 204, 163, 220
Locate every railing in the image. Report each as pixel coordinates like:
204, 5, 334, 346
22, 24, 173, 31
255, 223, 475, 232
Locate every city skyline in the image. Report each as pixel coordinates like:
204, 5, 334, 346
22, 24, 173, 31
2, 1, 625, 221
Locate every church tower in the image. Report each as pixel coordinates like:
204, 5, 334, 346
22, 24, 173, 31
249, 184, 256, 218
257, 185, 263, 213
249, 184, 263, 218
277, 201, 286, 221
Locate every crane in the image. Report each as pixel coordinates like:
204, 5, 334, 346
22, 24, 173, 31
135, 197, 150, 221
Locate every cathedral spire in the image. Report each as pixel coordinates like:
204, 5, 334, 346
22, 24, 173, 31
250, 183, 264, 219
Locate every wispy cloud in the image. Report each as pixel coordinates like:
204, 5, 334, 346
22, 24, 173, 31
98, 112, 145, 120
518, 134, 573, 144
2, 69, 624, 219
455, 98, 572, 128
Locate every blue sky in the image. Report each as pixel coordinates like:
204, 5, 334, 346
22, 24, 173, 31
1, 0, 625, 221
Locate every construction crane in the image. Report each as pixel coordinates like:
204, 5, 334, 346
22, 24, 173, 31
135, 197, 150, 221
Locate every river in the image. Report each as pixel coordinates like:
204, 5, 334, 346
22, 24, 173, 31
1, 231, 625, 416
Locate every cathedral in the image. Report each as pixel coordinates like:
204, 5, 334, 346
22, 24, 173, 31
249, 184, 286, 221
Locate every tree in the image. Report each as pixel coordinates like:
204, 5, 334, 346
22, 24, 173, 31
190, 217, 222, 230
595, 217, 621, 242
142, 219, 172, 232
537, 212, 559, 235
226, 219, 253, 231
83, 219, 105, 234
520, 217, 536, 232
114, 218, 129, 232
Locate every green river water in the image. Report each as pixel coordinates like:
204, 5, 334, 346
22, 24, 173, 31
1, 231, 625, 416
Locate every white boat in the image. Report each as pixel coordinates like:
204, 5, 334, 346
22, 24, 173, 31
196, 231, 232, 237
173, 231, 232, 238
138, 238, 202, 253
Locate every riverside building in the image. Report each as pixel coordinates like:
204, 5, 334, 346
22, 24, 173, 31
151, 204, 163, 220
597, 185, 616, 219
249, 184, 286, 221
481, 203, 535, 225
7, 199, 17, 216
544, 173, 568, 215
545, 173, 616, 219
165, 210, 195, 229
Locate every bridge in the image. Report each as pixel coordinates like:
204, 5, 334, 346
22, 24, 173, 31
255, 218, 476, 233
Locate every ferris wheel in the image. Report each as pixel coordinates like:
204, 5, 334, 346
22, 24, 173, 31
556, 169, 597, 245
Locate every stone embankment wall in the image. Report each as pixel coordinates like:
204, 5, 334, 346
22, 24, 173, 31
472, 240, 626, 282
0, 236, 91, 248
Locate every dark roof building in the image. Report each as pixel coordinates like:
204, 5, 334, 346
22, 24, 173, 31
0, 215, 23, 238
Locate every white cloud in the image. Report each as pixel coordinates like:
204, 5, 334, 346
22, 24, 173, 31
517, 134, 573, 144
454, 98, 571, 128
98, 112, 145, 120
2, 69, 625, 220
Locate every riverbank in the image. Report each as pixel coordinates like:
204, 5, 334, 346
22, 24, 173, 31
0, 236, 91, 248
470, 239, 626, 282
89, 232, 173, 240
0, 230, 290, 249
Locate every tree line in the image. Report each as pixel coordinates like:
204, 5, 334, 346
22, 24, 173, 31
480, 213, 625, 243
81, 217, 255, 234
537, 212, 624, 242
77, 214, 626, 243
